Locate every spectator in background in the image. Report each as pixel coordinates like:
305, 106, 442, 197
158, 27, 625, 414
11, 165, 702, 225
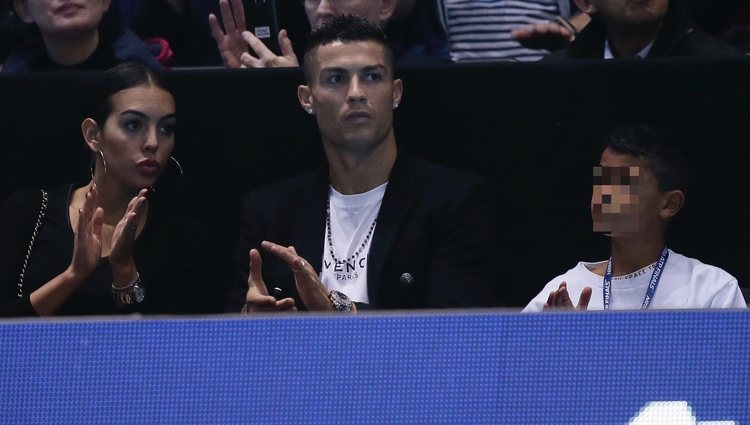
524, 126, 746, 312
385, 0, 449, 63
1, 0, 28, 68
231, 15, 497, 313
208, 0, 448, 68
0, 62, 223, 316
546, 0, 740, 59
442, 0, 585, 61
512, 0, 750, 57
109, 0, 224, 67
2, 0, 169, 73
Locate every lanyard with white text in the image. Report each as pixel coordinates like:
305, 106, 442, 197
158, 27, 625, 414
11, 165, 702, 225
602, 247, 669, 310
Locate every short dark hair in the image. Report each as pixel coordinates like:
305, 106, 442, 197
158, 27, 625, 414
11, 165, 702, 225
303, 15, 393, 84
91, 62, 171, 125
605, 125, 690, 194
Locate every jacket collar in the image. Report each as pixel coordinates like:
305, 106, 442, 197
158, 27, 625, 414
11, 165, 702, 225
570, 0, 693, 59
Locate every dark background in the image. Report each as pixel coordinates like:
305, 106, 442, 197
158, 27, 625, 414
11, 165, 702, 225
1, 58, 747, 307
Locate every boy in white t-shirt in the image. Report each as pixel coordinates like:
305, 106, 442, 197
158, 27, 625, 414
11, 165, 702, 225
524, 125, 746, 312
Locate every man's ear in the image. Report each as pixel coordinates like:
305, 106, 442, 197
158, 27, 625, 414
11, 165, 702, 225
392, 79, 403, 108
573, 0, 597, 14
659, 189, 685, 220
379, 0, 398, 23
297, 85, 314, 115
13, 0, 35, 24
81, 118, 102, 152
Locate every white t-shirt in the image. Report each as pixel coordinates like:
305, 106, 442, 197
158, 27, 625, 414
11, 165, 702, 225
320, 183, 387, 303
523, 249, 746, 312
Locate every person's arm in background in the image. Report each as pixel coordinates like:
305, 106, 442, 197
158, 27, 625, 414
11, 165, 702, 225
511, 2, 591, 52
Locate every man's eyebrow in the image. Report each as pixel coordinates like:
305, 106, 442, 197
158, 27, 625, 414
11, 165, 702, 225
319, 65, 387, 74
320, 66, 348, 74
361, 64, 387, 72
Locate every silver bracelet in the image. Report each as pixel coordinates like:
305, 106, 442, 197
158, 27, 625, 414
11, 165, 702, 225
111, 273, 145, 306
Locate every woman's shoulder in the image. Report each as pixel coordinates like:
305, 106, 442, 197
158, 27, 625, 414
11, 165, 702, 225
1, 184, 74, 216
1, 188, 47, 210
0, 189, 52, 233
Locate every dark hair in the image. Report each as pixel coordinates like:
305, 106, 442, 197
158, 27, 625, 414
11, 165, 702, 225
605, 125, 690, 194
303, 15, 393, 84
91, 62, 171, 125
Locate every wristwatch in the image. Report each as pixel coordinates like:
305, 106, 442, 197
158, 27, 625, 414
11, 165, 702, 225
328, 290, 353, 312
111, 274, 146, 306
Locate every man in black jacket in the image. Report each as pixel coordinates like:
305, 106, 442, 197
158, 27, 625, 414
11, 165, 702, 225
231, 15, 498, 313
548, 0, 740, 59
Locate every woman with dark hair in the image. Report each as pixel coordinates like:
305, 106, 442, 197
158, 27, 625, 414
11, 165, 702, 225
2, 0, 168, 73
0, 62, 221, 316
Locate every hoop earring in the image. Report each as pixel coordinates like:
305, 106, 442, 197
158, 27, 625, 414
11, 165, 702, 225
149, 156, 184, 193
170, 156, 184, 177
90, 149, 107, 188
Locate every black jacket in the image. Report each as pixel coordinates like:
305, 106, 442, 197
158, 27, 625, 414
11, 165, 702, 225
231, 154, 499, 310
547, 0, 741, 60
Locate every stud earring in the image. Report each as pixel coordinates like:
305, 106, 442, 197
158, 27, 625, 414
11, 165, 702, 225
393, 103, 399, 109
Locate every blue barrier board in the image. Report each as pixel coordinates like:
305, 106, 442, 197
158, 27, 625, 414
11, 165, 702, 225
1, 310, 748, 424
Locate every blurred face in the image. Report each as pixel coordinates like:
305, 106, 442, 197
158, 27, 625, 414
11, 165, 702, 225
591, 148, 665, 236
302, 40, 402, 155
303, 0, 392, 29
15, 0, 110, 37
97, 85, 176, 191
591, 0, 668, 26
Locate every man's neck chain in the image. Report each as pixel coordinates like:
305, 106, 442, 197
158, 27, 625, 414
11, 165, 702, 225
326, 196, 377, 263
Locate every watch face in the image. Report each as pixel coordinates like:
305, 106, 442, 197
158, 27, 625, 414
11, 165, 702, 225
331, 290, 351, 304
329, 290, 352, 311
133, 284, 146, 303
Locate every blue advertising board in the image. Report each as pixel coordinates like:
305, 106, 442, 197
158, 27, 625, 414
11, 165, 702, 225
1, 310, 748, 424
